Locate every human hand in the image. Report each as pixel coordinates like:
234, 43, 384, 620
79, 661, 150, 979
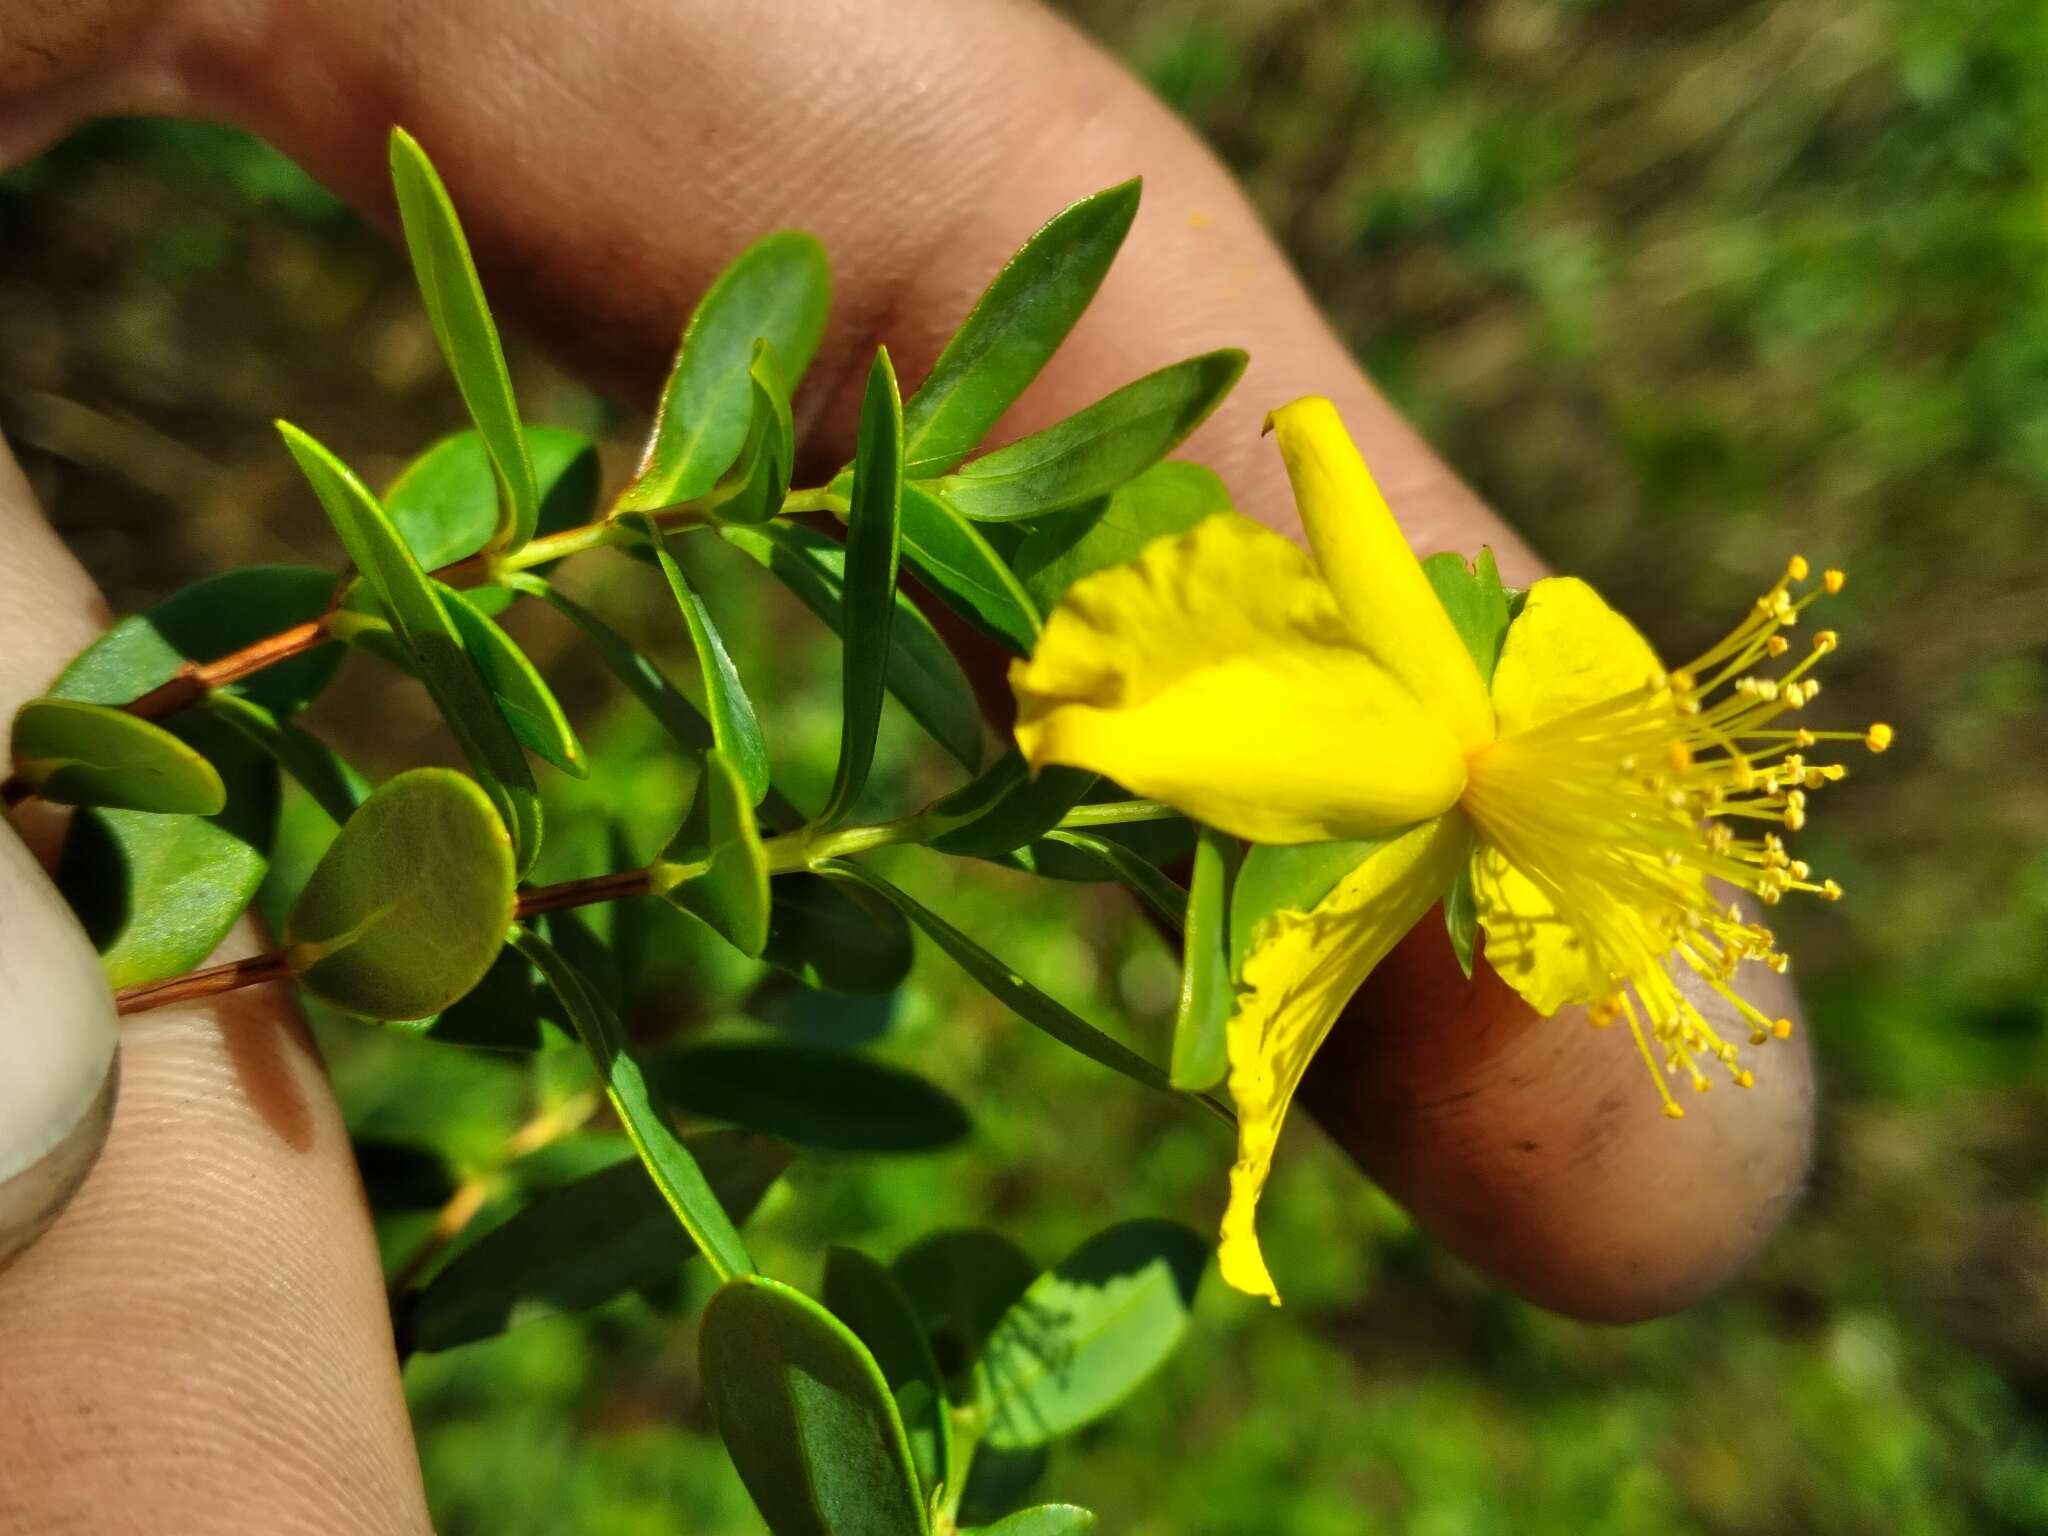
0, 1, 1812, 1527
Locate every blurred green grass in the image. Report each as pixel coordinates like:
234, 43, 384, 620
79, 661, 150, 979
4, 0, 2045, 1530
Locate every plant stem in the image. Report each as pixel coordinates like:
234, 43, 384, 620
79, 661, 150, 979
113, 950, 295, 1016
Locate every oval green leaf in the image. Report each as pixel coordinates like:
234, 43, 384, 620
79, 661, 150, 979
406, 1132, 790, 1354
279, 420, 542, 872
978, 1220, 1207, 1451
388, 128, 538, 550
821, 348, 905, 830
700, 1274, 930, 1536
824, 1246, 953, 1498
284, 767, 515, 1019
940, 350, 1245, 523
12, 697, 226, 814
617, 231, 831, 513
385, 426, 603, 572
971, 1507, 1097, 1536
897, 485, 1040, 654
902, 180, 1141, 476
649, 1042, 969, 1153
1010, 462, 1232, 612
891, 1229, 1039, 1380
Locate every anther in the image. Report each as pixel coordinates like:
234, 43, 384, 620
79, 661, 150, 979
1866, 723, 1894, 753
1786, 555, 1810, 582
1813, 630, 1838, 654
1824, 569, 1845, 593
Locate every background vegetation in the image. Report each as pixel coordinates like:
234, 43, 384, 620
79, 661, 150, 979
4, 0, 2043, 1530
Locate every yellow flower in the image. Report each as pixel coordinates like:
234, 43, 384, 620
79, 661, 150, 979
1010, 396, 1889, 1303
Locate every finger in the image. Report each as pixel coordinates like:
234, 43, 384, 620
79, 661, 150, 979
0, 437, 431, 1534
103, 0, 1802, 1317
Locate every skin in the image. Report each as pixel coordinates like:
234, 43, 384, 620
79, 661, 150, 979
0, 2, 1814, 1528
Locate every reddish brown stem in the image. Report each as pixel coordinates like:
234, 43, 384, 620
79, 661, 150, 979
514, 866, 655, 917
114, 951, 295, 1016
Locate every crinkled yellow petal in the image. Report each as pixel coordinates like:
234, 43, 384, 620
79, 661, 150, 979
1221, 811, 1472, 1302
1011, 514, 1467, 845
1491, 575, 1663, 736
1469, 843, 1595, 1015
1266, 397, 1495, 751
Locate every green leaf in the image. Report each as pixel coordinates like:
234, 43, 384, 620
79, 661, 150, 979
388, 128, 537, 550
405, 1132, 789, 1354
514, 927, 757, 1281
1444, 859, 1479, 979
891, 1230, 1039, 1378
204, 691, 367, 827
902, 180, 1141, 476
11, 697, 226, 814
823, 1247, 953, 1497
505, 573, 712, 755
284, 768, 515, 1019
55, 715, 278, 988
721, 522, 984, 772
822, 349, 905, 829
660, 748, 772, 957
1011, 462, 1232, 611
617, 231, 831, 513
701, 1274, 930, 1536
971, 1507, 1097, 1536
649, 1042, 969, 1153
923, 752, 1097, 859
762, 873, 915, 995
385, 426, 602, 572
437, 583, 587, 777
1229, 835, 1395, 978
1170, 827, 1238, 1092
896, 486, 1040, 654
1026, 829, 1188, 932
631, 515, 770, 804
939, 350, 1246, 522
51, 564, 343, 715
817, 860, 1182, 1104
279, 421, 542, 872
1421, 547, 1513, 687
709, 341, 798, 527
978, 1220, 1206, 1450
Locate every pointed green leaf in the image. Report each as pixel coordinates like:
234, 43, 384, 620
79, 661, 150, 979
822, 349, 905, 829
939, 350, 1246, 522
385, 426, 602, 572
824, 1246, 953, 1497
971, 1507, 1096, 1536
978, 1220, 1206, 1450
1444, 859, 1479, 979
897, 485, 1040, 653
51, 564, 343, 715
762, 873, 915, 995
406, 1132, 790, 1354
1170, 827, 1238, 1092
1422, 547, 1512, 688
1011, 462, 1232, 611
284, 768, 515, 1019
278, 421, 542, 872
204, 691, 366, 827
923, 752, 1096, 859
505, 573, 712, 755
721, 521, 984, 772
11, 697, 226, 814
437, 582, 586, 777
817, 860, 1190, 1107
649, 1043, 969, 1153
514, 926, 757, 1281
902, 180, 1141, 476
1025, 828, 1189, 932
662, 749, 771, 956
388, 129, 537, 550
700, 1274, 930, 1536
617, 231, 831, 513
55, 715, 277, 987
631, 514, 770, 804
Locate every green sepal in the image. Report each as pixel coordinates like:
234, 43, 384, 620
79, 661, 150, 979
1169, 826, 1239, 1092
1444, 858, 1480, 979
1421, 547, 1512, 688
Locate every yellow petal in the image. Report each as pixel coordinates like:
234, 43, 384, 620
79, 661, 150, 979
1266, 397, 1495, 750
1490, 575, 1663, 737
1469, 843, 1596, 1015
1221, 812, 1471, 1301
1011, 514, 1467, 845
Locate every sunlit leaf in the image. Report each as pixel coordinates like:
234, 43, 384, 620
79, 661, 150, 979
11, 697, 225, 814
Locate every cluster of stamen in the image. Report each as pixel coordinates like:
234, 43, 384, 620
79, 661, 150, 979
1462, 557, 1891, 1120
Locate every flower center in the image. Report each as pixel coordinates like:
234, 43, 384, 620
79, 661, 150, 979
1460, 557, 1890, 1118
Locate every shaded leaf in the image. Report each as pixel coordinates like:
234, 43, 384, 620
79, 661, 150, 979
1024, 829, 1188, 932
11, 697, 225, 814
923, 752, 1097, 859
763, 873, 915, 996
897, 485, 1040, 654
661, 748, 771, 957
406, 1132, 789, 1353
204, 690, 365, 827
940, 351, 1246, 522
388, 128, 538, 549
891, 1229, 1038, 1380
649, 1042, 970, 1153
438, 583, 587, 776
824, 1246, 953, 1496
